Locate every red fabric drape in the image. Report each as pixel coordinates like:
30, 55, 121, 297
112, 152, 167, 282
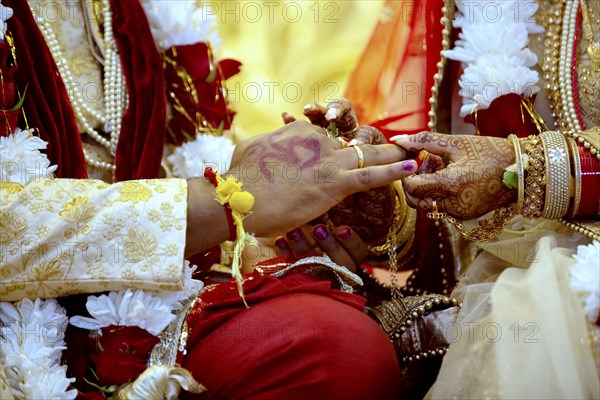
110, 0, 166, 181
183, 268, 399, 400
5, 0, 87, 178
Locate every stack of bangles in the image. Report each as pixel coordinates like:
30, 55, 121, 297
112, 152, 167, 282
516, 130, 600, 221
430, 128, 600, 242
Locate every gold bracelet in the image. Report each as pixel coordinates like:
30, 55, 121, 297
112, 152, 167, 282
507, 134, 525, 214
540, 131, 571, 219
565, 137, 582, 218
522, 135, 545, 218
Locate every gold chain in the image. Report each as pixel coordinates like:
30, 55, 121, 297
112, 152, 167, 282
428, 202, 517, 243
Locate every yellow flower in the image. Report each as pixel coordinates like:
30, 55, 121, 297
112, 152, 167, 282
229, 191, 254, 214
117, 181, 153, 203
59, 196, 95, 224
0, 210, 27, 245
215, 177, 242, 203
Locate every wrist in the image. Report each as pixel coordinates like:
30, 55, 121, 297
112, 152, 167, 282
185, 177, 230, 257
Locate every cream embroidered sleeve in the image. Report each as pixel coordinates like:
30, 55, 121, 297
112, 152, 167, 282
0, 178, 188, 301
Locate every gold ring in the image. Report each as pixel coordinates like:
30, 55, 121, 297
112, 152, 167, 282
337, 137, 348, 148
353, 145, 365, 168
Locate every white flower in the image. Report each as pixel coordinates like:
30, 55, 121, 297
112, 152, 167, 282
70, 289, 177, 336
70, 262, 203, 336
156, 261, 204, 310
0, 128, 58, 184
445, 0, 543, 116
14, 366, 76, 400
168, 134, 235, 178
0, 299, 75, 400
570, 241, 600, 323
142, 1, 222, 54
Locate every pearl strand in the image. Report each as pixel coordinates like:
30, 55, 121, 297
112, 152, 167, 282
30, 2, 127, 172
558, 0, 582, 133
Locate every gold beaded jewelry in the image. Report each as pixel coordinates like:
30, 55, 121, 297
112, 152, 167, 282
566, 137, 582, 217
507, 134, 525, 214
522, 135, 546, 218
540, 131, 571, 219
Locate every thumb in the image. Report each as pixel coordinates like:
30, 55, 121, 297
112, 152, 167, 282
390, 132, 453, 158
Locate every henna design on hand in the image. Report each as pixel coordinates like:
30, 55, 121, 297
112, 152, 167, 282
402, 133, 517, 220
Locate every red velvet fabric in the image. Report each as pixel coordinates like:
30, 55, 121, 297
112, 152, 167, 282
110, 0, 167, 181
464, 93, 540, 138
5, 0, 87, 178
183, 271, 399, 400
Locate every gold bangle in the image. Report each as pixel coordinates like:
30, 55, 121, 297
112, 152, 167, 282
508, 134, 525, 214
565, 137, 582, 218
540, 131, 571, 219
522, 135, 545, 218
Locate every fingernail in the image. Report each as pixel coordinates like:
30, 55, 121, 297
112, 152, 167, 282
390, 134, 409, 143
348, 139, 359, 147
275, 238, 288, 249
325, 108, 338, 120
312, 224, 329, 240
286, 228, 303, 241
403, 160, 418, 172
337, 227, 351, 241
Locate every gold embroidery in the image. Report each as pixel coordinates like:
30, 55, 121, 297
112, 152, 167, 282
26, 259, 63, 282
117, 181, 153, 203
0, 181, 24, 193
0, 210, 27, 245
123, 228, 157, 263
59, 196, 95, 224
1, 178, 188, 301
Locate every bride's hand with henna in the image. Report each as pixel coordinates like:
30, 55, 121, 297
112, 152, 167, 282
392, 132, 517, 220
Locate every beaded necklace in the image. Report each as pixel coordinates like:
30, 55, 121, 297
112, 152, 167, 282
30, 0, 127, 172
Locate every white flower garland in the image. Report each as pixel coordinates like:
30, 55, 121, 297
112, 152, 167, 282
570, 241, 600, 324
445, 0, 544, 116
0, 128, 58, 184
141, 0, 222, 54
167, 133, 235, 178
70, 262, 203, 336
0, 127, 67, 399
0, 299, 77, 400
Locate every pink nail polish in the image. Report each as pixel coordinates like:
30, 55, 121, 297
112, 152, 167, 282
403, 160, 417, 172
313, 224, 329, 240
275, 238, 288, 249
286, 228, 303, 242
337, 227, 351, 241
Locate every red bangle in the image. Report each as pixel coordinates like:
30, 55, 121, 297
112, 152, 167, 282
204, 167, 237, 241
576, 144, 600, 218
